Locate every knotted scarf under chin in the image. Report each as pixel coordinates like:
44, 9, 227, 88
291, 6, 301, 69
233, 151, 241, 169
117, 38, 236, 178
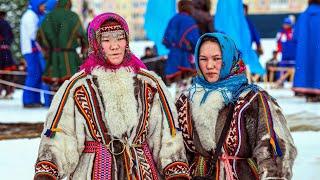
189, 74, 258, 105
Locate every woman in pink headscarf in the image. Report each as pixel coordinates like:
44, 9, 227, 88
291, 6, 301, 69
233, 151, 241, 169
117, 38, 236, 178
34, 13, 190, 180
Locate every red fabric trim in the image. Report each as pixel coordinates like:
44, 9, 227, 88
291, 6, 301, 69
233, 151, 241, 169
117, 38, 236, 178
42, 75, 71, 85
163, 161, 190, 179
2, 65, 17, 71
35, 161, 59, 179
292, 87, 320, 95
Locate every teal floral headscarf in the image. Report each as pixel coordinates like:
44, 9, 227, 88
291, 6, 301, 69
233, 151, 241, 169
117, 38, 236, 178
191, 32, 256, 105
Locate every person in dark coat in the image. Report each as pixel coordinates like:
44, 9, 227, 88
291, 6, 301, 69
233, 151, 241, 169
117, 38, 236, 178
162, 0, 200, 84
191, 0, 214, 35
0, 10, 16, 99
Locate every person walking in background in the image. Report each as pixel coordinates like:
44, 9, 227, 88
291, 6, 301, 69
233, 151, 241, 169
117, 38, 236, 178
37, 0, 88, 92
293, 0, 320, 102
276, 17, 296, 68
191, 0, 214, 35
20, 0, 48, 108
0, 10, 16, 99
162, 0, 200, 93
243, 3, 263, 56
141, 46, 166, 82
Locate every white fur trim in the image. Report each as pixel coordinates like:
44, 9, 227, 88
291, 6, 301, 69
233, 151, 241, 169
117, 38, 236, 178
191, 90, 225, 150
91, 67, 138, 138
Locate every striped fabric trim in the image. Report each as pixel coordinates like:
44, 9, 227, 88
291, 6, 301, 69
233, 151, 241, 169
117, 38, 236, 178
247, 158, 259, 180
143, 143, 159, 180
74, 85, 101, 142
138, 70, 176, 137
215, 160, 220, 180
83, 141, 112, 180
86, 79, 110, 145
258, 92, 283, 157
44, 72, 86, 138
67, 20, 81, 48
134, 82, 154, 144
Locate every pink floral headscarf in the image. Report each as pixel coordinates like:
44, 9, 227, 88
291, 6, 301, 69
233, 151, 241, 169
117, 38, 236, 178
80, 12, 146, 73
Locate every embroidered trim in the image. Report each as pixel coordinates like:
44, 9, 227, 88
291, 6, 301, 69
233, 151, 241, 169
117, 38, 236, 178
134, 82, 156, 144
86, 79, 111, 144
224, 91, 257, 179
259, 92, 283, 157
135, 145, 158, 180
163, 161, 190, 180
35, 161, 59, 179
138, 70, 177, 137
44, 72, 86, 138
83, 141, 112, 180
176, 94, 196, 152
74, 85, 102, 142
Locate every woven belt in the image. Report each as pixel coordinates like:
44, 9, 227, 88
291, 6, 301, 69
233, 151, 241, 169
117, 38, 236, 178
84, 140, 142, 156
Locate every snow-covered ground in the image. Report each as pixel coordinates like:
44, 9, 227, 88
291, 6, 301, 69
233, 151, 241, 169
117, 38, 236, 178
0, 86, 320, 179
0, 132, 319, 179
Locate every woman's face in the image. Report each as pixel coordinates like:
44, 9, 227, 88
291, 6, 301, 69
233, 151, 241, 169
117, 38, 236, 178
101, 31, 127, 65
199, 41, 222, 83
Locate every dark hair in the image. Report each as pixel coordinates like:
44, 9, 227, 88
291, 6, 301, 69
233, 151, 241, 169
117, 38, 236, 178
309, 0, 320, 4
0, 11, 6, 17
200, 36, 220, 48
243, 3, 248, 13
192, 0, 211, 12
178, 0, 193, 14
145, 47, 152, 51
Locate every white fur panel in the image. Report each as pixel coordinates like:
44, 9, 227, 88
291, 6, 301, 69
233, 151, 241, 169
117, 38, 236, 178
191, 90, 225, 151
91, 67, 138, 138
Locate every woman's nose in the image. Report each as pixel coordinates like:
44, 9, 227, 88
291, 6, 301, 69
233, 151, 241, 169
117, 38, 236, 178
207, 59, 215, 69
110, 42, 120, 50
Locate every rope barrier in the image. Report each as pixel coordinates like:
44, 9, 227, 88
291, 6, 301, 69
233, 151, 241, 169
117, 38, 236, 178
142, 55, 167, 64
0, 79, 56, 95
0, 55, 167, 76
0, 70, 27, 76
0, 55, 167, 95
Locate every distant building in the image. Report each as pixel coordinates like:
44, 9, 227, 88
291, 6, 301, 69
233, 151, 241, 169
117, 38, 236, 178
211, 0, 306, 14
71, 0, 308, 40
132, 0, 148, 40
71, 0, 146, 40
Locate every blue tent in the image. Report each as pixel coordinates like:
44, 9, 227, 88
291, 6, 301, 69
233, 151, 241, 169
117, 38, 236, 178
215, 0, 265, 75
144, 0, 176, 55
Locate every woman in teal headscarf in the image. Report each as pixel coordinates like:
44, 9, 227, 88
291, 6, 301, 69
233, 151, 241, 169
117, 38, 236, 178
176, 32, 296, 180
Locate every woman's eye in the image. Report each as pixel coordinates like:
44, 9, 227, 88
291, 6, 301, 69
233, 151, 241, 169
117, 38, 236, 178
199, 58, 207, 61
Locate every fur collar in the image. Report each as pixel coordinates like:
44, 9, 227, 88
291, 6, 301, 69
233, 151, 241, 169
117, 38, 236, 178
191, 90, 225, 151
91, 67, 138, 138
